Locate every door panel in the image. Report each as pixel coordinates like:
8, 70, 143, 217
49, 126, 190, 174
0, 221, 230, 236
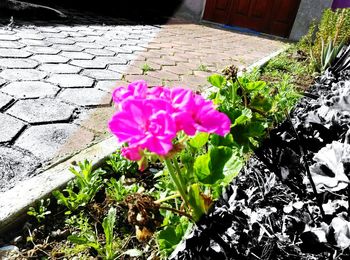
203, 0, 301, 37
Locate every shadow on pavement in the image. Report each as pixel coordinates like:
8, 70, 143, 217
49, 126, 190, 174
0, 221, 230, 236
0, 0, 184, 25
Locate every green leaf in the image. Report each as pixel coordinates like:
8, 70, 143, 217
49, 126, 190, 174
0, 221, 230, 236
222, 153, 244, 185
193, 154, 210, 182
245, 81, 266, 91
102, 207, 116, 247
250, 94, 272, 112
194, 147, 233, 184
210, 133, 234, 147
68, 235, 88, 244
188, 183, 207, 221
233, 108, 252, 126
207, 74, 226, 88
209, 146, 233, 181
189, 132, 209, 149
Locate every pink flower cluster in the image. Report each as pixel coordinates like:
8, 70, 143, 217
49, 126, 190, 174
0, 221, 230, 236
108, 80, 231, 161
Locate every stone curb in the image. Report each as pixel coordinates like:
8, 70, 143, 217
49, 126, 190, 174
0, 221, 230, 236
0, 137, 118, 234
0, 45, 287, 235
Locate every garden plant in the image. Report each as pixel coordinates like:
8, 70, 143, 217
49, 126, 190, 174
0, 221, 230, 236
2, 7, 350, 260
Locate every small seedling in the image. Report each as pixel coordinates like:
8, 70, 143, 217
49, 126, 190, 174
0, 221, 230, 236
27, 198, 51, 223
198, 64, 209, 72
141, 63, 154, 74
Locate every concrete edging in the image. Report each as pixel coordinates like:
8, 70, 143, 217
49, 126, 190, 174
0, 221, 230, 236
0, 137, 118, 234
0, 45, 287, 235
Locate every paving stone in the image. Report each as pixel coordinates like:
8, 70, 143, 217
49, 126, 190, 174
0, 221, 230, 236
46, 38, 76, 45
38, 64, 81, 74
7, 98, 75, 123
0, 49, 32, 58
0, 113, 25, 143
84, 48, 115, 56
95, 80, 126, 93
20, 39, 51, 46
31, 54, 70, 63
0, 34, 20, 41
60, 51, 94, 60
0, 146, 39, 192
0, 41, 25, 48
75, 42, 105, 49
125, 74, 161, 86
59, 88, 111, 107
47, 74, 94, 88
147, 70, 179, 81
1, 81, 60, 98
0, 69, 47, 81
18, 33, 45, 40
69, 59, 107, 69
15, 123, 94, 161
0, 92, 13, 110
108, 64, 142, 75
147, 57, 176, 66
163, 65, 192, 75
81, 69, 122, 80
0, 58, 38, 69
73, 37, 96, 43
77, 106, 115, 134
51, 44, 84, 52
94, 56, 128, 65
24, 46, 61, 54
39, 27, 61, 33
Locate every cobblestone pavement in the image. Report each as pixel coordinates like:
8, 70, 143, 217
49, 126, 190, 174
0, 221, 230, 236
0, 11, 285, 192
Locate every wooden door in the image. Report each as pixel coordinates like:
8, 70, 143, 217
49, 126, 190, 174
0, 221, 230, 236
203, 0, 301, 38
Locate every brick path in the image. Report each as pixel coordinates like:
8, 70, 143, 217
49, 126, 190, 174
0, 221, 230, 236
0, 12, 284, 192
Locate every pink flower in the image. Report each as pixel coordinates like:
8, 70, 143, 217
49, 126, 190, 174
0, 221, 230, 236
191, 95, 231, 136
112, 80, 147, 104
121, 146, 142, 161
109, 99, 176, 155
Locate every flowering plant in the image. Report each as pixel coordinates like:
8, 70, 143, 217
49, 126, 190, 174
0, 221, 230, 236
109, 80, 232, 220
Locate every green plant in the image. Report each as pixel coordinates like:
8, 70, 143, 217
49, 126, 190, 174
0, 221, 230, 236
311, 36, 345, 72
141, 63, 154, 74
307, 8, 350, 72
208, 71, 300, 153
27, 198, 51, 223
106, 151, 138, 175
157, 215, 190, 258
106, 176, 139, 202
68, 208, 121, 260
52, 160, 104, 214
198, 64, 209, 72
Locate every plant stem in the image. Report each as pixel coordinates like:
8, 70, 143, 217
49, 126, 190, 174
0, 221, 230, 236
159, 206, 194, 222
154, 193, 181, 204
164, 158, 190, 210
235, 76, 248, 107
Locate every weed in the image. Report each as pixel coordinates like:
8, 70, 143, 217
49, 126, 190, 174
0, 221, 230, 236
106, 176, 139, 202
27, 198, 51, 223
52, 160, 105, 214
106, 151, 138, 175
67, 208, 122, 260
141, 63, 155, 74
198, 64, 209, 72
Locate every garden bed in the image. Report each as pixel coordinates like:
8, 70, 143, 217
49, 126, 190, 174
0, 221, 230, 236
2, 9, 348, 257
0, 43, 312, 259
171, 46, 350, 260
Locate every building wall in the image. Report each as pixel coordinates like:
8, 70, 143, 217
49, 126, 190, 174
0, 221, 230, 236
289, 0, 333, 41
175, 0, 206, 21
